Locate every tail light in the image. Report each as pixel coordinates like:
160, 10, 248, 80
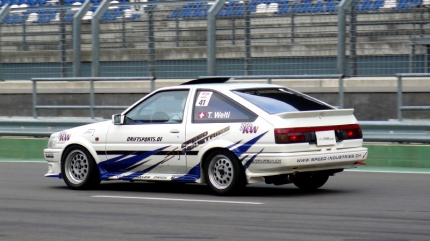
274, 124, 362, 144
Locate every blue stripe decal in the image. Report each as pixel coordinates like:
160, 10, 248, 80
230, 131, 268, 158
172, 164, 200, 182
226, 140, 242, 149
243, 148, 264, 170
98, 146, 170, 173
45, 173, 62, 179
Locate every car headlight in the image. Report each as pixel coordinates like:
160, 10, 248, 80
47, 133, 58, 148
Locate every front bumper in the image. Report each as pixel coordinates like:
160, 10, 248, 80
44, 148, 63, 179
245, 147, 368, 178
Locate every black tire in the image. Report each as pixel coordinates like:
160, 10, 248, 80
293, 172, 329, 190
61, 146, 100, 190
203, 150, 246, 195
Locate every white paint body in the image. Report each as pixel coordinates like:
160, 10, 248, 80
44, 83, 367, 185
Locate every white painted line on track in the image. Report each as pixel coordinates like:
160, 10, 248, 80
92, 195, 263, 205
0, 160, 45, 163
346, 169, 430, 174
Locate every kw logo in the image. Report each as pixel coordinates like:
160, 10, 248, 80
240, 123, 259, 134
58, 132, 71, 141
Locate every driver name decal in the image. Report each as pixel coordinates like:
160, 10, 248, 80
127, 137, 163, 142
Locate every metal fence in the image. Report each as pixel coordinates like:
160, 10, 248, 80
346, 0, 430, 76
31, 76, 154, 118
0, 0, 429, 79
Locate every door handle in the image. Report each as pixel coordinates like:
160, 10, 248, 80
170, 129, 180, 133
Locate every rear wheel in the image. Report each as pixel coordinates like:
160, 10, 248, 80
204, 150, 245, 195
61, 146, 100, 190
293, 172, 329, 190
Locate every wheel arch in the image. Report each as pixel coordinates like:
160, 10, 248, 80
61, 141, 99, 165
199, 147, 245, 184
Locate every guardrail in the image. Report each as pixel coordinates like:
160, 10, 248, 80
359, 121, 430, 143
31, 77, 155, 119
200, 75, 345, 108
0, 118, 102, 137
397, 73, 430, 121
1, 118, 429, 143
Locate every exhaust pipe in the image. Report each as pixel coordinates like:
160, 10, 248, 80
264, 172, 298, 186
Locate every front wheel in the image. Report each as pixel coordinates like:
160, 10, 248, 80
61, 146, 100, 190
293, 173, 329, 190
204, 150, 246, 195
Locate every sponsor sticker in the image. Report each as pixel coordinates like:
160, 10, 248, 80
240, 123, 259, 134
45, 152, 54, 158
58, 132, 71, 142
196, 91, 213, 106
252, 159, 281, 164
83, 129, 95, 136
315, 130, 336, 146
296, 153, 364, 163
198, 112, 206, 119
127, 137, 163, 142
181, 126, 230, 152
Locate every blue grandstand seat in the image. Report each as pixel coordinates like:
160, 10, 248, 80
325, 0, 337, 12
358, 0, 371, 10
274, 0, 291, 14
250, 0, 261, 12
190, 2, 206, 18
35, 0, 46, 7
180, 3, 194, 18
394, 0, 412, 9
167, 7, 182, 18
410, 0, 421, 6
232, 3, 244, 16
27, 0, 36, 7
302, 0, 312, 12
311, 1, 324, 12
129, 13, 141, 19
217, 1, 236, 16
64, 12, 73, 22
195, 3, 209, 17
2, 15, 9, 23
292, 1, 304, 13
370, 0, 384, 10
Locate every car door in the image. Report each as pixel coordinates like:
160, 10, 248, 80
184, 89, 259, 173
104, 89, 190, 177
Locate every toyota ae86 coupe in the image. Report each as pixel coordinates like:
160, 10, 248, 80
44, 78, 367, 195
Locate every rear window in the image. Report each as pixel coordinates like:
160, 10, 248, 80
233, 88, 333, 114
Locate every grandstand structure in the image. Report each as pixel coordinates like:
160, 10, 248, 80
0, 0, 429, 79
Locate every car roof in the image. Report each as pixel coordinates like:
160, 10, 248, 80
159, 82, 284, 91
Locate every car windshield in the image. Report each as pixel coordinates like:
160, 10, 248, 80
232, 88, 333, 114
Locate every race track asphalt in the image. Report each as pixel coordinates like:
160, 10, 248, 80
0, 162, 429, 241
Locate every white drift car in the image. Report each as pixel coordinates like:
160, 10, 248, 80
44, 78, 367, 195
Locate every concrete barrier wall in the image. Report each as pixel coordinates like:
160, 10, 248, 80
1, 78, 430, 120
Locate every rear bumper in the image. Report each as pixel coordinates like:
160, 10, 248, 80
44, 148, 63, 178
245, 147, 368, 177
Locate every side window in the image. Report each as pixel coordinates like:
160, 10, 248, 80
125, 90, 189, 124
193, 90, 256, 123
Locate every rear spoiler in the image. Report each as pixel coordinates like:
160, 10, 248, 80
274, 109, 355, 119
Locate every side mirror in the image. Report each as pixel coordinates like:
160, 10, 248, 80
112, 114, 124, 125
